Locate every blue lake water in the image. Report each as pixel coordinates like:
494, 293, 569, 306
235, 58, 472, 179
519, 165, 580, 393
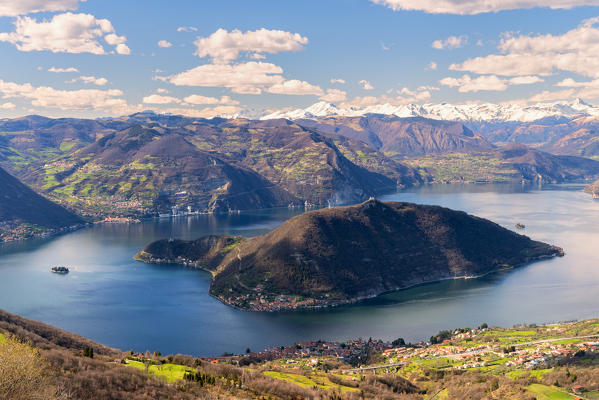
1, 183, 598, 356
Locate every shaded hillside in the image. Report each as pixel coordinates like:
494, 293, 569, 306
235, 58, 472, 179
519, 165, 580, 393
138, 200, 562, 311
0, 166, 82, 239
298, 115, 493, 157
135, 235, 245, 271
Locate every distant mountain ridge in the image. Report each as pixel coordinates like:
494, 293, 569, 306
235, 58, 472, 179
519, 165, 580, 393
259, 99, 599, 123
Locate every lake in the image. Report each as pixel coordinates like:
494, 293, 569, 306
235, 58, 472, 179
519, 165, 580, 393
1, 183, 598, 356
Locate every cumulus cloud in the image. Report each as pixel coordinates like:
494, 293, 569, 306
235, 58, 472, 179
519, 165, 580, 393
0, 0, 81, 17
158, 40, 172, 48
158, 62, 285, 94
183, 95, 239, 105
0, 79, 127, 111
359, 80, 374, 90
330, 78, 346, 84
194, 28, 308, 63
0, 12, 130, 55
266, 79, 323, 96
370, 0, 599, 15
427, 61, 438, 70
432, 35, 467, 50
67, 75, 108, 85
156, 88, 169, 94
450, 17, 599, 78
440, 74, 543, 92
48, 66, 79, 73
142, 94, 181, 104
320, 89, 347, 103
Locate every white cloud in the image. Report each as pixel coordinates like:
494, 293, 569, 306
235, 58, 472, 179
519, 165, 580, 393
0, 79, 127, 111
159, 62, 285, 94
156, 88, 169, 94
266, 79, 323, 96
0, 0, 81, 17
450, 17, 599, 78
0, 102, 16, 110
158, 40, 172, 48
359, 80, 374, 90
0, 12, 130, 55
194, 28, 308, 63
432, 35, 467, 50
183, 95, 239, 105
330, 78, 345, 84
142, 94, 181, 104
370, 0, 599, 15
67, 75, 108, 86
427, 61, 438, 70
177, 26, 197, 33
319, 89, 347, 103
48, 66, 79, 73
440, 74, 543, 92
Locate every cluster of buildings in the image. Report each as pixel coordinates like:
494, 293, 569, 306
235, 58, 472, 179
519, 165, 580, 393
202, 339, 393, 366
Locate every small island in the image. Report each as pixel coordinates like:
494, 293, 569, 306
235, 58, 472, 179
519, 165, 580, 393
136, 199, 564, 311
515, 223, 526, 229
51, 266, 69, 274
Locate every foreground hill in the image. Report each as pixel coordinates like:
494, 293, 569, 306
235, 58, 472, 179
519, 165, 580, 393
3, 308, 599, 399
137, 199, 562, 311
0, 166, 83, 241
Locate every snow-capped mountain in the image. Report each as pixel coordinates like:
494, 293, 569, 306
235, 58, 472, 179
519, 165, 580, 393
260, 99, 599, 123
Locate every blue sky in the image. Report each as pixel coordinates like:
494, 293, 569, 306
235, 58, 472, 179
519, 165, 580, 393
1, 0, 599, 118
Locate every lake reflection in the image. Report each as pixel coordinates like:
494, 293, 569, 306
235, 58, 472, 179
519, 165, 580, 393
0, 183, 598, 356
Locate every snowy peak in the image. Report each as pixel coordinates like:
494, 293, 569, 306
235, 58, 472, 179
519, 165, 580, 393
261, 99, 599, 123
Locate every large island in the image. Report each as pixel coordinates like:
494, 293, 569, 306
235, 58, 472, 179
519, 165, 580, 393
136, 199, 563, 311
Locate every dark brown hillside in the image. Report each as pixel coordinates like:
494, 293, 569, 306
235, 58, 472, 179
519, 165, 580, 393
138, 200, 562, 310
298, 115, 493, 156
0, 166, 82, 229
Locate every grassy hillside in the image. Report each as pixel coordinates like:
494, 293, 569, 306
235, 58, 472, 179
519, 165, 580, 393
2, 308, 598, 400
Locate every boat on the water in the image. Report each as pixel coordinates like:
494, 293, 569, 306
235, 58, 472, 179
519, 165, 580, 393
51, 266, 69, 274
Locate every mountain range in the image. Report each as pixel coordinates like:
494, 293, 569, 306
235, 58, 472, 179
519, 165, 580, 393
1, 108, 598, 218
259, 99, 599, 124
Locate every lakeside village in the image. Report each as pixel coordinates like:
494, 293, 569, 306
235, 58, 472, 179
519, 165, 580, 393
0, 221, 83, 243
124, 322, 599, 374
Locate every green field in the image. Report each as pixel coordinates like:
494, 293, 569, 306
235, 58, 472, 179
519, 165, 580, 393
125, 359, 192, 383
527, 384, 574, 399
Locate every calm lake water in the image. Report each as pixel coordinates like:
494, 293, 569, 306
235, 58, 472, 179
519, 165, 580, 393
1, 183, 598, 356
